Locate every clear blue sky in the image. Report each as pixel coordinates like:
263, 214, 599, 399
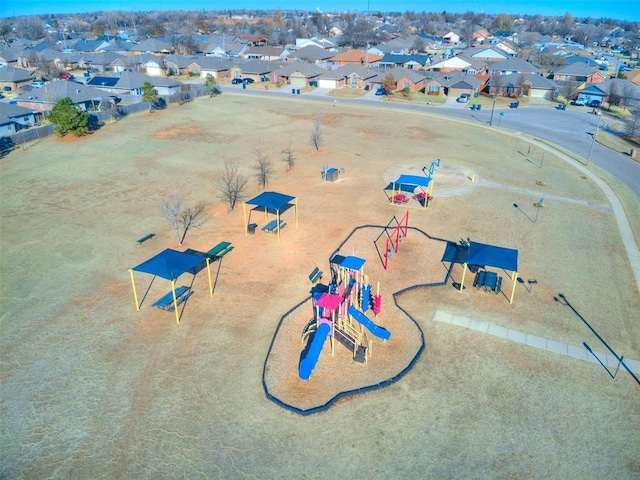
1, 0, 639, 22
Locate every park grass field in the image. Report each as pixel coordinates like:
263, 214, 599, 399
1, 93, 639, 478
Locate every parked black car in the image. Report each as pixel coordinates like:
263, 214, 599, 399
231, 78, 243, 84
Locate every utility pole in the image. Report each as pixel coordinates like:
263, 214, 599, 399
489, 96, 496, 126
587, 114, 602, 167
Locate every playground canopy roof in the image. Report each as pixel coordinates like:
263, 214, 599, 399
466, 241, 518, 272
315, 293, 343, 311
337, 255, 366, 272
132, 248, 205, 281
384, 174, 431, 192
246, 191, 296, 213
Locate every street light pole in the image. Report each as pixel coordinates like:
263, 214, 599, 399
586, 114, 602, 167
489, 96, 496, 126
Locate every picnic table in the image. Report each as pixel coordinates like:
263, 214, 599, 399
151, 285, 192, 311
474, 270, 502, 294
262, 219, 286, 233
393, 193, 409, 204
207, 241, 234, 260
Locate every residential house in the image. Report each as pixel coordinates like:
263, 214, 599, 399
230, 60, 275, 83
378, 54, 430, 70
576, 83, 608, 105
0, 46, 23, 67
295, 37, 337, 50
163, 54, 195, 76
468, 47, 509, 62
242, 46, 290, 61
0, 103, 40, 135
328, 49, 382, 68
131, 39, 173, 55
429, 56, 472, 72
552, 63, 607, 84
373, 68, 425, 93
0, 66, 35, 92
128, 54, 164, 75
80, 52, 127, 73
273, 62, 326, 87
187, 56, 233, 79
489, 57, 539, 76
14, 80, 110, 113
292, 45, 337, 66
71, 38, 111, 53
435, 71, 483, 98
87, 70, 184, 97
440, 31, 461, 45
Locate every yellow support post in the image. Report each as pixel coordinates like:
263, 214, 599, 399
510, 271, 518, 304
171, 280, 180, 325
295, 197, 299, 228
243, 203, 248, 236
460, 263, 467, 292
129, 269, 140, 311
206, 258, 213, 297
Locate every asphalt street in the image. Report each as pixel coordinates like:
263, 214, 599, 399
221, 84, 640, 198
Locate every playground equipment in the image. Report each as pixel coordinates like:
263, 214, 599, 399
374, 211, 409, 270
298, 255, 391, 380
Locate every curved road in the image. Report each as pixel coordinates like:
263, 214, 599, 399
221, 84, 640, 198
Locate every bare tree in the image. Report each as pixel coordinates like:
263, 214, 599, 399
559, 78, 578, 105
626, 108, 640, 140
158, 191, 208, 246
281, 143, 295, 170
310, 113, 323, 151
253, 148, 272, 189
216, 158, 248, 211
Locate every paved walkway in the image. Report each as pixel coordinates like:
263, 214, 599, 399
433, 310, 640, 375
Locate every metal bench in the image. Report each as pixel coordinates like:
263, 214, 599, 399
309, 267, 323, 284
137, 233, 155, 244
152, 286, 191, 311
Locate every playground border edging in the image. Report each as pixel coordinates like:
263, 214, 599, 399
262, 224, 453, 416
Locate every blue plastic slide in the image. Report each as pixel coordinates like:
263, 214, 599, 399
298, 322, 331, 380
347, 306, 391, 340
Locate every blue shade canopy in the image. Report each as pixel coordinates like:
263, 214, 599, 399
467, 242, 518, 272
384, 175, 431, 192
246, 191, 295, 211
132, 248, 206, 281
338, 255, 366, 271
394, 175, 431, 187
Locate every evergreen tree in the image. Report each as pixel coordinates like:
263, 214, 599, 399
48, 97, 89, 137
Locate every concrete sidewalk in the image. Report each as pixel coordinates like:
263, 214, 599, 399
433, 310, 640, 376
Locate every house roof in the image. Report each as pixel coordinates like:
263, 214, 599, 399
293, 45, 336, 61
0, 102, 36, 124
552, 63, 600, 76
429, 56, 472, 70
277, 61, 326, 77
490, 57, 539, 73
330, 49, 382, 64
15, 80, 109, 104
233, 59, 275, 75
379, 54, 430, 67
0, 66, 34, 82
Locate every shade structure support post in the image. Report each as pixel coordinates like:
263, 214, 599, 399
206, 258, 213, 297
276, 211, 281, 242
243, 203, 248, 236
129, 269, 140, 311
171, 280, 180, 325
460, 263, 468, 292
295, 198, 299, 228
510, 271, 518, 304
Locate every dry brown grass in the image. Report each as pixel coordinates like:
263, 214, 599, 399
1, 93, 638, 479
